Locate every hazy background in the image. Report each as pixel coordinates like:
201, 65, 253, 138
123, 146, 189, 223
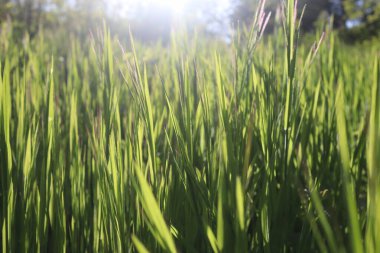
0, 0, 379, 43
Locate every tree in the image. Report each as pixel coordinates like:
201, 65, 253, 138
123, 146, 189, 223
233, 0, 330, 32
299, 0, 330, 31
0, 0, 12, 21
341, 0, 380, 41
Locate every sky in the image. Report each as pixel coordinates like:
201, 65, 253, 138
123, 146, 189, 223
54, 0, 370, 40
61, 0, 237, 39
105, 0, 237, 40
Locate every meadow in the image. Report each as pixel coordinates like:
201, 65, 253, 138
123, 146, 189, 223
0, 0, 380, 252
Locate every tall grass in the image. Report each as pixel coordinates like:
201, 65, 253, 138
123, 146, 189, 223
0, 0, 379, 252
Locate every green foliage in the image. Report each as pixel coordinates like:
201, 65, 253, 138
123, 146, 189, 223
0, 0, 380, 252
234, 0, 330, 32
341, 0, 380, 41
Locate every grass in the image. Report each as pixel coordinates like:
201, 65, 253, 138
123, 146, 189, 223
0, 0, 380, 252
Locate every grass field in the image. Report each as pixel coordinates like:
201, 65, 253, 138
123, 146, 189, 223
1, 0, 380, 252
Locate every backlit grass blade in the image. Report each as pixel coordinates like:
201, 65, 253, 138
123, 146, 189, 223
366, 57, 380, 253
132, 167, 177, 253
336, 80, 363, 253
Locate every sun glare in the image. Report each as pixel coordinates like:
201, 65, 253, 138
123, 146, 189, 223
119, 0, 192, 17
154, 0, 190, 15
106, 0, 235, 41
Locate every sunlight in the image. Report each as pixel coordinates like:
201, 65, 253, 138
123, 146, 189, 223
151, 0, 190, 15
107, 0, 236, 42
109, 0, 193, 18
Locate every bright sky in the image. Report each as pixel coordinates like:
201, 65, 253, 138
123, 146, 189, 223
107, 0, 236, 38
141, 0, 190, 15
107, 0, 234, 19
64, 0, 237, 40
